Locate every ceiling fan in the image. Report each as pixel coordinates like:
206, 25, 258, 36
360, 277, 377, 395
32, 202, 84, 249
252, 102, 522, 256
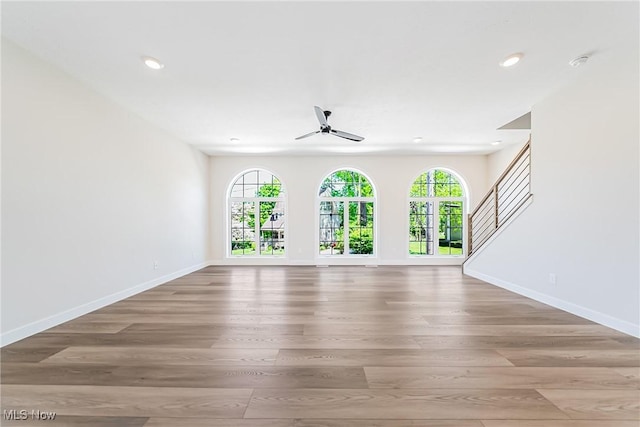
295, 106, 365, 142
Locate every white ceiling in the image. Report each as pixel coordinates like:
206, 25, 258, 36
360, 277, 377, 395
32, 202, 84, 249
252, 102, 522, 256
2, 1, 637, 156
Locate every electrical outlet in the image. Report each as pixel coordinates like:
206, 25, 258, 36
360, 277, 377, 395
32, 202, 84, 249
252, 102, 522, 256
549, 273, 556, 285
153, 260, 159, 270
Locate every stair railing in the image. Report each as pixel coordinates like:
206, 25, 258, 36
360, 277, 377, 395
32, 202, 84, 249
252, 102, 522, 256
468, 140, 532, 256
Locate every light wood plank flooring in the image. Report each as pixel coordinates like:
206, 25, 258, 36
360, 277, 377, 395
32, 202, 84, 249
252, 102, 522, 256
1, 266, 639, 426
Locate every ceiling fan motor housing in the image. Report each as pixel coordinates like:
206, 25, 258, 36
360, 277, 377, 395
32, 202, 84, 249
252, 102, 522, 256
320, 111, 332, 132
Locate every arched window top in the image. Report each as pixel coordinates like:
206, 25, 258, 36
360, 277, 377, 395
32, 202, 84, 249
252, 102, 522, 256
230, 169, 284, 198
410, 169, 464, 198
318, 169, 375, 198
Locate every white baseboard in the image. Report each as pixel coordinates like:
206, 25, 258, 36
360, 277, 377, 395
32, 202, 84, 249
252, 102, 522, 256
0, 261, 209, 347
463, 195, 534, 269
464, 268, 640, 338
208, 258, 463, 266
380, 258, 463, 266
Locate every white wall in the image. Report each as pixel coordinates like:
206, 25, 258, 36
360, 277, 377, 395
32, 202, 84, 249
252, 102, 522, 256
465, 45, 640, 336
210, 155, 487, 265
1, 39, 210, 345
486, 141, 528, 187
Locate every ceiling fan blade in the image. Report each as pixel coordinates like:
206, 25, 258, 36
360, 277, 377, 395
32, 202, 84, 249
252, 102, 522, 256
330, 129, 365, 142
295, 130, 320, 140
314, 106, 328, 127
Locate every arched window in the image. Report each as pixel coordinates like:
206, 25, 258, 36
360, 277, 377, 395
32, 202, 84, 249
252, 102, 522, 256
318, 169, 375, 256
229, 169, 285, 256
409, 169, 466, 256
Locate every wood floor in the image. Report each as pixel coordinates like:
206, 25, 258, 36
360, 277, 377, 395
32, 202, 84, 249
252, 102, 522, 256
1, 266, 639, 426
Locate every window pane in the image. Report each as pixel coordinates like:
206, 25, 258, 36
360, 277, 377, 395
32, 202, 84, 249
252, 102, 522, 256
319, 176, 345, 197
434, 170, 449, 183
243, 183, 258, 198
426, 170, 437, 196
319, 179, 331, 197
243, 170, 259, 185
349, 201, 374, 254
410, 173, 428, 197
259, 201, 285, 255
231, 183, 244, 198
360, 181, 374, 197
256, 181, 281, 198
340, 171, 356, 197
409, 201, 435, 255
438, 201, 463, 255
332, 181, 347, 197
231, 201, 256, 255
435, 182, 451, 197
430, 170, 463, 197
256, 171, 283, 196
319, 201, 344, 255
256, 170, 270, 185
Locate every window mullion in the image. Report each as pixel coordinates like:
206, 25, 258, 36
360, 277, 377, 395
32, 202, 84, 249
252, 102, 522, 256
255, 201, 261, 255
344, 200, 350, 255
433, 201, 440, 256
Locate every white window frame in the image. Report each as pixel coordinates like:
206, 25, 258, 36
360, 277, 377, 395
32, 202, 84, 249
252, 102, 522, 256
227, 169, 287, 258
316, 168, 377, 258
408, 168, 469, 258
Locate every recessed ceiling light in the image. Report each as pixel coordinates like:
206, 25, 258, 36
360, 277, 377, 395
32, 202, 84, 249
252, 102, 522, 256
142, 56, 164, 70
229, 138, 240, 143
500, 53, 523, 68
491, 141, 501, 146
569, 55, 589, 67
413, 137, 423, 143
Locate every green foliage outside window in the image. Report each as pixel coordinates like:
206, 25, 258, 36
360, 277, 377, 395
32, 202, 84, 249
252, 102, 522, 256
319, 170, 374, 197
349, 228, 373, 254
410, 169, 463, 197
255, 182, 281, 227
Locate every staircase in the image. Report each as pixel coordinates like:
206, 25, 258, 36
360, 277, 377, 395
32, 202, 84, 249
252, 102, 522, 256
466, 140, 532, 259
